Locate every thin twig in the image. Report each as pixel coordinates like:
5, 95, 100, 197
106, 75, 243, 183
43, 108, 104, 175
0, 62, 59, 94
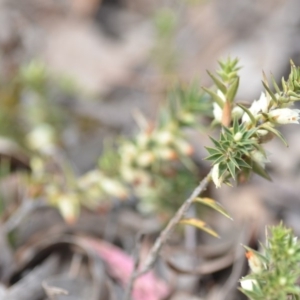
124, 169, 212, 299
3, 198, 47, 234
123, 233, 145, 300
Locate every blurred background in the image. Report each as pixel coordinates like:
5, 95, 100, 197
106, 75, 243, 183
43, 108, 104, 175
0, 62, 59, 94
1, 0, 300, 299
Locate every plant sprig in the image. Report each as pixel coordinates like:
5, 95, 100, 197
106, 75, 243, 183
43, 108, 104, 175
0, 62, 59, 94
203, 59, 300, 188
240, 224, 300, 300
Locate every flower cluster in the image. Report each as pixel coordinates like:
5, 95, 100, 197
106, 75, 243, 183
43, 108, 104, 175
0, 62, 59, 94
26, 77, 211, 220
119, 118, 196, 211
28, 155, 130, 223
240, 224, 300, 300
204, 59, 300, 188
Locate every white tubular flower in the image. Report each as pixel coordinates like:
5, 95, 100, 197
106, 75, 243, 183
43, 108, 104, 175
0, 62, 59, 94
100, 177, 128, 199
212, 163, 224, 188
136, 151, 155, 167
268, 108, 300, 124
213, 90, 226, 122
156, 147, 177, 160
26, 123, 56, 154
242, 92, 270, 124
174, 139, 194, 156
250, 150, 269, 168
246, 251, 265, 273
154, 130, 174, 145
232, 106, 243, 119
257, 129, 269, 136
213, 103, 223, 123
121, 143, 137, 163
257, 92, 270, 113
217, 89, 226, 101
240, 279, 258, 291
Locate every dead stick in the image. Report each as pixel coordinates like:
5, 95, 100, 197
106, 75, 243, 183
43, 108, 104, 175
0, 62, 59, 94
123, 233, 144, 300
123, 170, 212, 300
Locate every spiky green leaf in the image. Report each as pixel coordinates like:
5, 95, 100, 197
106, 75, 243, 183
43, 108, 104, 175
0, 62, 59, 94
202, 87, 224, 108
180, 218, 219, 238
226, 77, 239, 103
237, 104, 256, 125
207, 71, 227, 94
252, 161, 272, 181
193, 197, 232, 220
260, 124, 288, 147
262, 81, 278, 105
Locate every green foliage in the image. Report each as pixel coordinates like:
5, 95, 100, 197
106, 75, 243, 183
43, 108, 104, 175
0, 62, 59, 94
205, 120, 257, 182
240, 224, 300, 300
165, 81, 212, 126
152, 8, 179, 74
217, 57, 241, 84
203, 59, 300, 188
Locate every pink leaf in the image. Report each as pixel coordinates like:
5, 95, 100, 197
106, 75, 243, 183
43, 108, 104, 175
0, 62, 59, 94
79, 237, 170, 300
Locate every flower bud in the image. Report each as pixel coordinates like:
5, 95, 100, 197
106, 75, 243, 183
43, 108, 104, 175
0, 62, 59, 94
250, 150, 269, 168
246, 251, 264, 273
232, 106, 243, 119
179, 112, 195, 125
26, 123, 56, 154
233, 132, 243, 142
121, 167, 151, 186
213, 103, 222, 123
57, 194, 79, 224
136, 132, 150, 148
212, 163, 224, 188
257, 129, 268, 136
174, 139, 194, 156
279, 277, 287, 286
120, 143, 137, 162
154, 131, 174, 145
78, 170, 101, 189
100, 178, 128, 199
136, 151, 155, 167
240, 278, 258, 291
156, 147, 178, 160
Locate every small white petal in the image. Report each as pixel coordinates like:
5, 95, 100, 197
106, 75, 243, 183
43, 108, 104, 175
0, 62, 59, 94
250, 150, 269, 168
257, 92, 270, 113
232, 106, 243, 119
213, 90, 226, 123
213, 103, 223, 123
217, 89, 226, 101
212, 163, 223, 188
268, 108, 300, 124
240, 279, 258, 291
242, 92, 270, 124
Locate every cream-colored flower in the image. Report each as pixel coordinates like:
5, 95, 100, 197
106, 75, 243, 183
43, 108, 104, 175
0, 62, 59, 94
212, 163, 224, 188
136, 151, 155, 167
154, 130, 174, 145
258, 92, 271, 113
26, 123, 56, 153
136, 132, 150, 148
268, 108, 300, 124
174, 139, 194, 156
240, 278, 258, 291
120, 143, 137, 163
250, 150, 269, 168
233, 132, 243, 142
156, 147, 177, 160
242, 92, 270, 124
232, 106, 243, 119
213, 102, 223, 123
213, 90, 225, 122
246, 251, 265, 273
